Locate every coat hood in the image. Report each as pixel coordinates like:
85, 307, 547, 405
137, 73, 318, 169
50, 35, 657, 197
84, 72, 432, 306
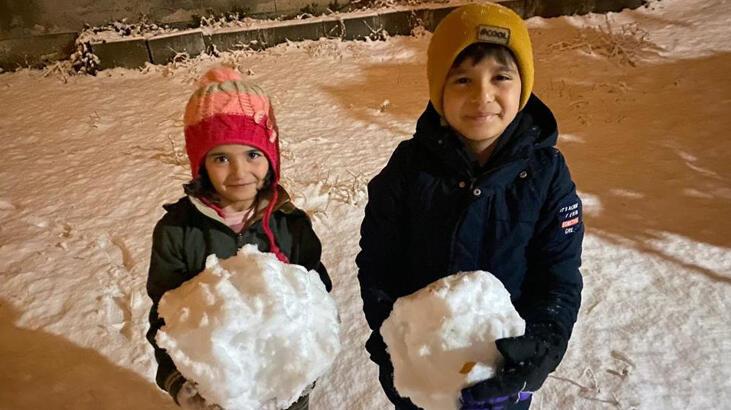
414, 93, 559, 175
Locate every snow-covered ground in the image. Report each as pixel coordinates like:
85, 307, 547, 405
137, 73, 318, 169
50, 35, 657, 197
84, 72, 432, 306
0, 0, 729, 408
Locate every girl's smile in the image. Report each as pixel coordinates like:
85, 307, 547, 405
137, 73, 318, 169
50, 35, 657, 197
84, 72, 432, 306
204, 144, 270, 212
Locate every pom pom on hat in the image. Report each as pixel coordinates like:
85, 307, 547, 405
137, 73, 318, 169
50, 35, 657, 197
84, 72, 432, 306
427, 2, 534, 115
196, 66, 244, 87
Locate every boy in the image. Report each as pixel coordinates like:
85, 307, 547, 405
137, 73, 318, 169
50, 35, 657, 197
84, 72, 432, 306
356, 3, 584, 409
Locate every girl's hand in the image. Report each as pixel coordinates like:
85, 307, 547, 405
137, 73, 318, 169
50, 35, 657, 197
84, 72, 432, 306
177, 381, 224, 410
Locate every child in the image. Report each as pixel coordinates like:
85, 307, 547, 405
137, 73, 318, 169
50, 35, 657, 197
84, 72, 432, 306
146, 67, 332, 410
356, 3, 583, 409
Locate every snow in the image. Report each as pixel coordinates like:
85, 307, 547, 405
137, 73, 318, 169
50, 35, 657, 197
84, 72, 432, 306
156, 246, 340, 410
381, 271, 525, 410
0, 0, 729, 409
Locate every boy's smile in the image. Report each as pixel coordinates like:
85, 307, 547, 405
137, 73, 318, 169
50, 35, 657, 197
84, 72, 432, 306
442, 55, 522, 163
204, 144, 270, 212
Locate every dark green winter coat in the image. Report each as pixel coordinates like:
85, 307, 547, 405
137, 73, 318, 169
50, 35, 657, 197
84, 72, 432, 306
146, 186, 331, 402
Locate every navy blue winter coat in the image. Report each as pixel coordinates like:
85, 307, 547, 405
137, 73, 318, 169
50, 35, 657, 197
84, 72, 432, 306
356, 94, 584, 408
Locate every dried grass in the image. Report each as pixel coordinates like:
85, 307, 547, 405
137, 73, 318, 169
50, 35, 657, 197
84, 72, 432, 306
548, 16, 661, 67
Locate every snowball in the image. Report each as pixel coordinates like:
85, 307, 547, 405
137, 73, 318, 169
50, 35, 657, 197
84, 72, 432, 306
380, 271, 525, 410
156, 245, 341, 410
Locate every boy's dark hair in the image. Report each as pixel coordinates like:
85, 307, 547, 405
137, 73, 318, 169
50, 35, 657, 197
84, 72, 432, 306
183, 167, 275, 204
452, 43, 518, 70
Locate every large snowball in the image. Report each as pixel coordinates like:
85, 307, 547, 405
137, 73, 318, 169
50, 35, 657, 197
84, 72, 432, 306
380, 271, 525, 410
156, 245, 341, 410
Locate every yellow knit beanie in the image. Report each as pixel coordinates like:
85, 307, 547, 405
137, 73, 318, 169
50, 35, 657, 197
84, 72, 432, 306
427, 2, 534, 115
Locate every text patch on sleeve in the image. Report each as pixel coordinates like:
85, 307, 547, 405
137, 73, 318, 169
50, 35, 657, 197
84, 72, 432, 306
558, 200, 582, 235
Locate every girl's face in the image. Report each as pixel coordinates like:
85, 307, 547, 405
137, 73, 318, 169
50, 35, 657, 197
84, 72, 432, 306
204, 144, 270, 212
442, 55, 522, 158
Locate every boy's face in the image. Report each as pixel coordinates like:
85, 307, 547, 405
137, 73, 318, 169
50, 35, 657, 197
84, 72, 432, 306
442, 54, 522, 155
204, 144, 270, 211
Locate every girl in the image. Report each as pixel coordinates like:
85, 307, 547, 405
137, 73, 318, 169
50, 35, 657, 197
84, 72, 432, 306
146, 67, 332, 410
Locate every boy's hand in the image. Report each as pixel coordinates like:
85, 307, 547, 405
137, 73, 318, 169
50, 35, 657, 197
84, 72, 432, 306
459, 323, 567, 409
177, 381, 224, 410
459, 389, 532, 410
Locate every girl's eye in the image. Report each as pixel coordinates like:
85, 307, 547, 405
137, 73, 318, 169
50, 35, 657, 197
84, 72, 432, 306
247, 151, 263, 160
495, 73, 512, 81
454, 77, 471, 85
212, 155, 228, 163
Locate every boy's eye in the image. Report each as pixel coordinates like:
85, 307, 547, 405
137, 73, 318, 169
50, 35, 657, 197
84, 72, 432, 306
454, 77, 471, 85
495, 73, 513, 81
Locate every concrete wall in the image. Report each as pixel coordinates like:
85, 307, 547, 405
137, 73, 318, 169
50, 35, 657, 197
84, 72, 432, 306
0, 0, 646, 71
0, 0, 336, 40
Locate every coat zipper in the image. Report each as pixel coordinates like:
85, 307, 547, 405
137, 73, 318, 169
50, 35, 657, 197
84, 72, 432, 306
449, 157, 529, 271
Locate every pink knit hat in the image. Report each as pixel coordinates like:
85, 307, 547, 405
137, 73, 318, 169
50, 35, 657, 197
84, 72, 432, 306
183, 66, 287, 262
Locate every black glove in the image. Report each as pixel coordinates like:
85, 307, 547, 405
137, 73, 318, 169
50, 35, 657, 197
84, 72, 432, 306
461, 322, 568, 405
